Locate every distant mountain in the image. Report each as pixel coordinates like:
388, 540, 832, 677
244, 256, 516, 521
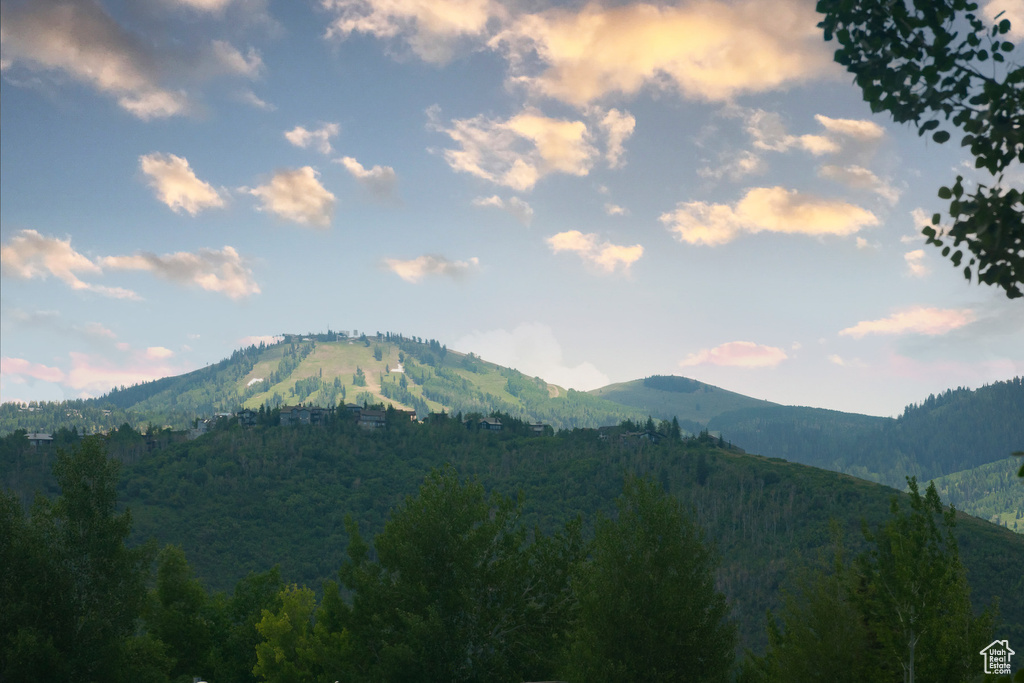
0, 333, 646, 435
588, 375, 781, 432
591, 376, 1024, 516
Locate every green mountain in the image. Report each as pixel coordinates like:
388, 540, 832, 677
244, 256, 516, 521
0, 333, 645, 435
2, 418, 1022, 654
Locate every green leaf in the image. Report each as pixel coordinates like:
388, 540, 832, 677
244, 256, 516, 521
932, 130, 951, 143
938, 187, 953, 199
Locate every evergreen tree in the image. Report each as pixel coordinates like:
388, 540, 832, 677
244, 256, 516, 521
563, 477, 735, 682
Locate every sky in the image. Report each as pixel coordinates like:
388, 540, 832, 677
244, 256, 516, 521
1, 0, 1022, 418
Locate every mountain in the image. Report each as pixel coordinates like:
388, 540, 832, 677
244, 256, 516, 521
0, 333, 645, 434
588, 375, 782, 432
2, 334, 1020, 535
2, 418, 1022, 654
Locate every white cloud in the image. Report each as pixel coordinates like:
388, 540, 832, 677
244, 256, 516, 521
323, 0, 500, 63
430, 107, 599, 191
210, 40, 263, 78
813, 114, 886, 141
0, 0, 189, 119
472, 195, 534, 224
145, 346, 175, 359
546, 230, 643, 273
490, 0, 833, 105
0, 357, 66, 383
680, 341, 788, 368
239, 334, 284, 347
79, 322, 117, 340
139, 153, 225, 215
745, 109, 838, 155
336, 156, 398, 198
0, 230, 139, 299
699, 150, 766, 181
383, 254, 480, 283
245, 167, 336, 226
904, 250, 929, 277
167, 0, 236, 11
597, 108, 636, 168
856, 237, 879, 250
453, 322, 609, 390
102, 246, 260, 299
604, 203, 627, 216
240, 90, 275, 110
983, 0, 1024, 39
839, 307, 977, 338
819, 164, 900, 203
285, 123, 340, 155
661, 186, 879, 246
64, 350, 180, 395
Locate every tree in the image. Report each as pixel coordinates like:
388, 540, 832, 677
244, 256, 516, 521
338, 467, 582, 682
817, 0, 1023, 297
0, 437, 156, 681
854, 478, 994, 683
563, 477, 735, 683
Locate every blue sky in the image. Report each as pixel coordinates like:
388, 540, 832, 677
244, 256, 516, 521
2, 0, 1022, 417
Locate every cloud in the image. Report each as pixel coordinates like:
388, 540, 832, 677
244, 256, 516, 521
383, 254, 480, 283
0, 0, 190, 118
597, 108, 636, 168
984, 0, 1024, 39
239, 90, 275, 110
745, 110, 839, 155
210, 40, 263, 78
472, 195, 534, 224
813, 114, 885, 141
145, 346, 175, 359
818, 164, 900, 203
604, 203, 627, 216
1, 230, 140, 299
64, 350, 179, 395
139, 153, 225, 215
239, 334, 284, 347
680, 341, 788, 368
336, 156, 398, 198
322, 0, 499, 63
660, 186, 879, 246
430, 106, 599, 191
904, 250, 929, 277
546, 230, 643, 273
839, 307, 977, 338
79, 322, 117, 340
453, 322, 610, 390
285, 123, 340, 155
102, 246, 260, 299
168, 0, 236, 11
1, 357, 65, 383
245, 167, 335, 226
698, 150, 766, 181
856, 237, 879, 250
490, 0, 833, 105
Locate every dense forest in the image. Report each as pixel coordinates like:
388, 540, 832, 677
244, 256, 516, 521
3, 412, 1022, 681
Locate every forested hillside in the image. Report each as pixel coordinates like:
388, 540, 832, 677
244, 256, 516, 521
0, 333, 642, 435
3, 415, 1021, 654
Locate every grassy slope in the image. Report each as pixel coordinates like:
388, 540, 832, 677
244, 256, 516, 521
929, 456, 1024, 531
588, 377, 779, 426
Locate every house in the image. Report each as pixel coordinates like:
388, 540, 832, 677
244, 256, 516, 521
344, 403, 362, 414
358, 409, 386, 429
238, 409, 258, 427
479, 417, 503, 431
393, 409, 417, 422
280, 405, 330, 426
26, 433, 53, 447
529, 422, 549, 435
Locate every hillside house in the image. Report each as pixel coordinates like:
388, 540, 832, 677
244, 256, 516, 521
479, 417, 503, 431
238, 409, 258, 427
529, 422, 549, 435
280, 405, 329, 426
358, 409, 386, 429
26, 433, 53, 447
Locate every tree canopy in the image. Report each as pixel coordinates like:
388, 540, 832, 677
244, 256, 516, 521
817, 0, 1023, 298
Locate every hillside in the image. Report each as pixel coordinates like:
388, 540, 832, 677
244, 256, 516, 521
588, 375, 781, 430
3, 419, 1022, 653
0, 333, 644, 434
